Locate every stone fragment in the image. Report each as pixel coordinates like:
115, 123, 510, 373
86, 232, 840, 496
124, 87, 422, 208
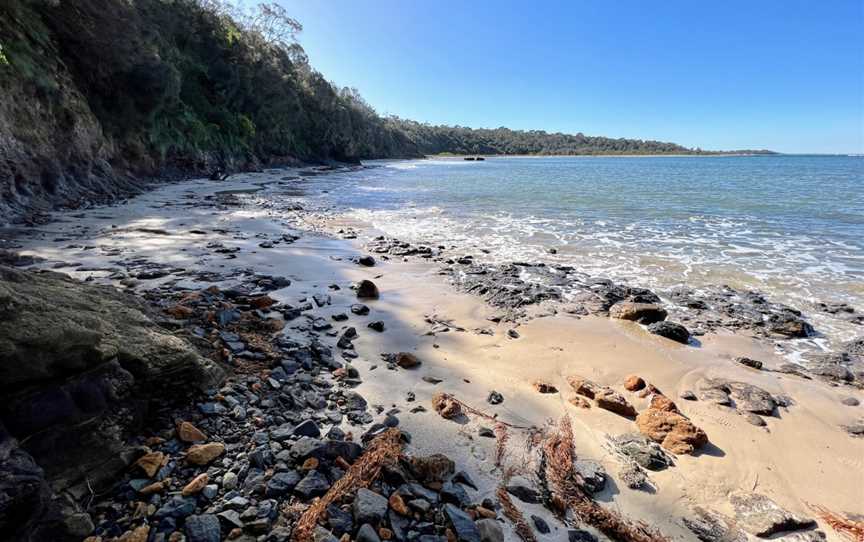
533, 381, 558, 394
647, 321, 691, 343
395, 352, 421, 368
186, 442, 225, 465
623, 375, 646, 391
182, 473, 209, 496
135, 452, 164, 478
729, 492, 816, 537
609, 302, 667, 324
356, 280, 380, 299
177, 421, 207, 443
595, 388, 637, 417
635, 395, 708, 454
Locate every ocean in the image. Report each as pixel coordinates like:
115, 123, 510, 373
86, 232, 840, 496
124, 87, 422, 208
301, 155, 863, 348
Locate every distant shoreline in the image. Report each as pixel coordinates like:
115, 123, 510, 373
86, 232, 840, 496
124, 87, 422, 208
424, 152, 779, 159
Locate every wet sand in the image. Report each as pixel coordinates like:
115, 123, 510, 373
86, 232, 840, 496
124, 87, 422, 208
9, 169, 863, 541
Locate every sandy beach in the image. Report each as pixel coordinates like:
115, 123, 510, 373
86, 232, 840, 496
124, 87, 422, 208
6, 167, 863, 541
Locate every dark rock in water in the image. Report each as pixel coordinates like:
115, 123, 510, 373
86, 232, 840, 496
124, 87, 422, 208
487, 391, 504, 404
367, 320, 385, 332
332, 313, 349, 322
356, 280, 380, 299
357, 255, 376, 267
351, 304, 370, 315
734, 357, 763, 370
352, 488, 388, 525
647, 321, 690, 343
609, 301, 668, 324
531, 515, 550, 534
185, 514, 221, 542
729, 492, 816, 537
313, 293, 331, 307
682, 506, 747, 542
294, 470, 330, 499
765, 311, 813, 338
443, 503, 481, 542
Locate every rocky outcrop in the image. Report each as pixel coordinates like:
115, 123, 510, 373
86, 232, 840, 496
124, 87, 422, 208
635, 395, 708, 454
609, 301, 668, 324
0, 266, 224, 540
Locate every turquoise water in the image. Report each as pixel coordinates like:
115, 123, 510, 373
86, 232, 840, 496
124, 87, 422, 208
306, 155, 863, 340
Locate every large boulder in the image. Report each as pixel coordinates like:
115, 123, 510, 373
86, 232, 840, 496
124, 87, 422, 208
0, 267, 225, 540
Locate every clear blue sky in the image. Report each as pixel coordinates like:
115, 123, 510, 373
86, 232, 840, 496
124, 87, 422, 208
280, 0, 863, 153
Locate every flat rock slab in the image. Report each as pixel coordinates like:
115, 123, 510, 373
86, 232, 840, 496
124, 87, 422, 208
729, 492, 816, 537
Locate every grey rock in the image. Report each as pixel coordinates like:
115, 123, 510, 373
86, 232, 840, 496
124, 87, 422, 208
531, 515, 550, 534
185, 514, 221, 542
682, 506, 747, 542
505, 482, 539, 503
356, 523, 381, 542
573, 459, 607, 493
568, 530, 598, 542
352, 488, 388, 525
729, 492, 816, 537
294, 470, 330, 499
841, 397, 859, 406
613, 434, 671, 471
266, 471, 301, 497
476, 518, 504, 542
443, 503, 480, 542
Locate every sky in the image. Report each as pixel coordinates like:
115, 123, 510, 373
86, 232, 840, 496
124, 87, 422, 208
279, 0, 863, 154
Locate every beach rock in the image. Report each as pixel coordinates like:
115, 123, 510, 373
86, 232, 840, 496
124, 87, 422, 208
505, 482, 540, 503
647, 321, 691, 343
476, 518, 504, 542
765, 312, 813, 338
177, 421, 207, 443
185, 514, 221, 542
357, 255, 376, 267
351, 304, 370, 315
531, 515, 550, 534
729, 492, 816, 537
295, 470, 330, 499
395, 352, 421, 369
619, 462, 648, 490
734, 357, 763, 370
680, 390, 697, 401
487, 391, 504, 404
841, 397, 860, 406
609, 302, 667, 324
353, 488, 388, 525
265, 471, 301, 497
356, 280, 380, 299
355, 524, 381, 542
567, 376, 601, 399
696, 378, 776, 415
186, 442, 225, 465
443, 503, 481, 542
368, 320, 385, 332
135, 451, 164, 477
623, 375, 646, 391
635, 395, 707, 454
612, 434, 672, 470
682, 506, 747, 542
410, 454, 454, 484
573, 459, 607, 494
744, 413, 766, 427
595, 388, 637, 417
182, 473, 209, 496
533, 381, 558, 394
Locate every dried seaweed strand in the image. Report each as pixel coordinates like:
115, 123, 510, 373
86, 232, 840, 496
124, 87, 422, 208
497, 486, 539, 542
809, 504, 864, 542
291, 428, 403, 541
541, 416, 670, 542
494, 423, 510, 467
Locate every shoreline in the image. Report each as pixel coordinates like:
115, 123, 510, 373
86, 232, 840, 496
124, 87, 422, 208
5, 166, 863, 541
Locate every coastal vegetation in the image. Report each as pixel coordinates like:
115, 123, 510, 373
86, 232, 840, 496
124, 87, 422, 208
0, 0, 772, 222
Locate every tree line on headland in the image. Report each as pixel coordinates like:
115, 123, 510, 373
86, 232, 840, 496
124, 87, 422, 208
0, 0, 774, 217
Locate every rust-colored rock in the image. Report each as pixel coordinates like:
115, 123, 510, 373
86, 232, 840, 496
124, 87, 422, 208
166, 305, 194, 319
186, 442, 225, 465
177, 421, 207, 443
302, 457, 319, 470
389, 493, 409, 515
182, 473, 209, 496
566, 375, 601, 399
379, 527, 393, 540
595, 388, 637, 417
432, 392, 462, 419
609, 302, 668, 324
139, 478, 172, 495
118, 525, 150, 542
635, 395, 708, 454
623, 375, 646, 391
395, 352, 421, 368
249, 295, 276, 309
533, 381, 558, 394
135, 451, 164, 478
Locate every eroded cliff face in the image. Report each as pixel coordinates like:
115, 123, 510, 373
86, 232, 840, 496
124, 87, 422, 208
0, 3, 125, 221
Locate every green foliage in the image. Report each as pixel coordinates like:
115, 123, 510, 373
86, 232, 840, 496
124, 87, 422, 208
0, 44, 8, 66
